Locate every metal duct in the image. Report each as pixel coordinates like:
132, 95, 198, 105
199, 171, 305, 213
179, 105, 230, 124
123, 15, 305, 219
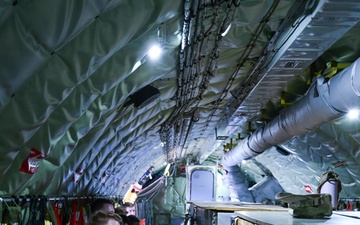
222, 165, 255, 202
226, 0, 360, 132
220, 0, 360, 201
222, 57, 360, 168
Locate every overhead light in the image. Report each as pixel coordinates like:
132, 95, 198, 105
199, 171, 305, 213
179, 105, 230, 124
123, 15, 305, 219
131, 60, 142, 73
347, 109, 359, 119
148, 45, 162, 60
131, 44, 162, 72
221, 23, 232, 37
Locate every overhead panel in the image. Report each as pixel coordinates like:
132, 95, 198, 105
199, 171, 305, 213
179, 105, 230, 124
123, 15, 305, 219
228, 0, 360, 126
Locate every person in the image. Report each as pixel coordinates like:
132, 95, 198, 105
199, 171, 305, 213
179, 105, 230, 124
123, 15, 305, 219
114, 207, 130, 225
114, 206, 127, 215
119, 215, 130, 225
91, 198, 115, 214
91, 211, 123, 225
127, 215, 140, 225
124, 203, 135, 216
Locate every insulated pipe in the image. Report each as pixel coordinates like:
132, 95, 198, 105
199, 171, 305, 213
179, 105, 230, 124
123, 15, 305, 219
222, 165, 255, 202
222, 57, 360, 168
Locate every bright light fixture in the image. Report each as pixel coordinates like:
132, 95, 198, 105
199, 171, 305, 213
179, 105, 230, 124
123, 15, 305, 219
131, 60, 142, 73
148, 45, 162, 60
347, 109, 360, 119
221, 23, 232, 37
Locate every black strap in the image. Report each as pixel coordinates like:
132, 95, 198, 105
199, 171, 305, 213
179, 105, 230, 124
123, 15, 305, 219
61, 198, 71, 225
29, 196, 38, 225
39, 196, 47, 222
20, 196, 29, 225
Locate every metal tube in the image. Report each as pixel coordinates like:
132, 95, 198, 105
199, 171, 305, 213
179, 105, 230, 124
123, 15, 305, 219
222, 57, 360, 168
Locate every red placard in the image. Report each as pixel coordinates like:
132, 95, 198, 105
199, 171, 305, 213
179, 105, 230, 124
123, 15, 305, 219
20, 147, 46, 174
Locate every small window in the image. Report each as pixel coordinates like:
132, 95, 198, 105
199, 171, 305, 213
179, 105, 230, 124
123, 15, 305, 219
190, 169, 214, 201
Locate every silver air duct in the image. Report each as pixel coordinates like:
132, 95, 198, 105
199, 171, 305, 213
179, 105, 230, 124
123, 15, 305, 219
222, 57, 360, 203
220, 0, 360, 202
222, 57, 360, 168
224, 0, 360, 142
222, 165, 255, 202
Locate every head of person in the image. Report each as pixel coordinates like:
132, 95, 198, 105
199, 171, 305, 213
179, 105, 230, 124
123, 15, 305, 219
115, 206, 128, 215
91, 211, 123, 225
124, 203, 135, 216
127, 215, 140, 225
119, 215, 130, 225
91, 198, 115, 214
